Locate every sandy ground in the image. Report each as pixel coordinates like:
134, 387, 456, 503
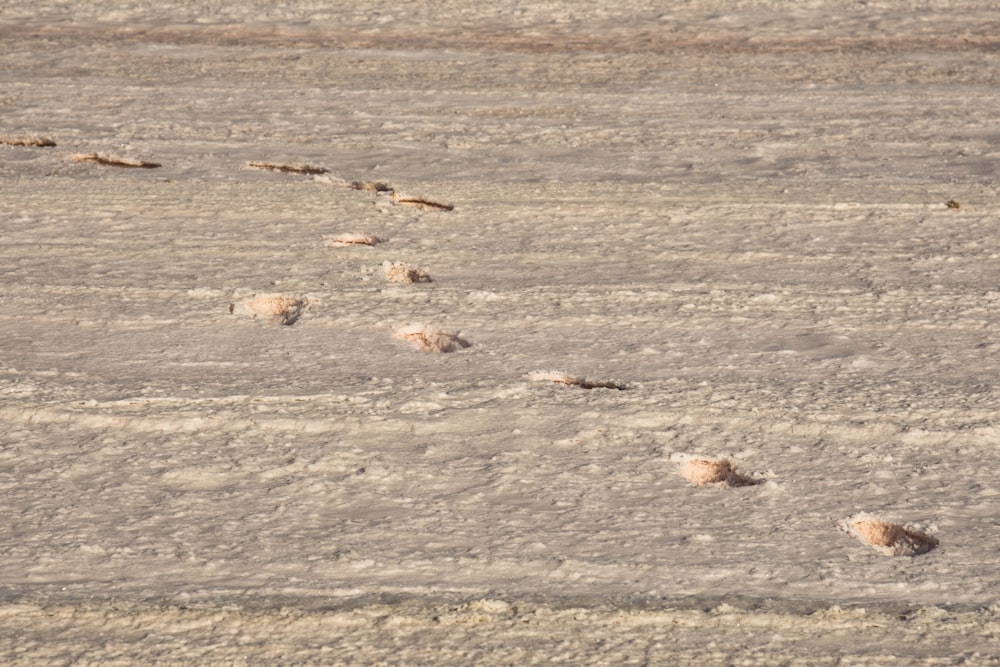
2, 1, 1000, 663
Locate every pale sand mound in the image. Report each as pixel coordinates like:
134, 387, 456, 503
394, 324, 470, 353
680, 457, 758, 488
229, 294, 308, 325
842, 512, 938, 557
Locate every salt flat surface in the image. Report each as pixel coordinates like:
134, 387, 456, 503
2, 1, 1000, 663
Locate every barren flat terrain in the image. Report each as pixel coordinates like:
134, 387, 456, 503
2, 1, 1000, 663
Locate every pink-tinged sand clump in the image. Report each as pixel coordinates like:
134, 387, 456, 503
680, 457, 758, 488
229, 294, 308, 325
842, 513, 938, 556
394, 324, 470, 353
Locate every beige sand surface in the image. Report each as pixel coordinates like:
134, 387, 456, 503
2, 1, 1000, 663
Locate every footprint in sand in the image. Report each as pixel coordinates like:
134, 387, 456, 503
0, 135, 56, 147
528, 370, 627, 390
383, 261, 432, 284
679, 456, 760, 488
72, 153, 161, 168
350, 180, 393, 193
390, 192, 454, 211
328, 233, 383, 247
394, 324, 470, 353
841, 512, 938, 556
248, 161, 329, 175
229, 294, 308, 325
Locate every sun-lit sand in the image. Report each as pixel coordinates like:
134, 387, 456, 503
2, 1, 999, 663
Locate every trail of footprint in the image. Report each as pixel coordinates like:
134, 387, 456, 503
58, 146, 941, 566
243, 162, 945, 566
841, 512, 938, 556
